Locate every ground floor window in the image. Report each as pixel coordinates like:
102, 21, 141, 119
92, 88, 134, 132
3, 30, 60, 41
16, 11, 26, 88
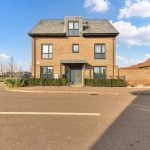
94, 66, 106, 78
40, 66, 53, 78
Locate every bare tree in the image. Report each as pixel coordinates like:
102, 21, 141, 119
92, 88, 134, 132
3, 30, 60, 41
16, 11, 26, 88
0, 62, 3, 77
8, 56, 14, 77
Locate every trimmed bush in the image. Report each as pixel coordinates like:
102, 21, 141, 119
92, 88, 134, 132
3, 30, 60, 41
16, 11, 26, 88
111, 79, 126, 87
85, 78, 111, 87
4, 78, 68, 87
85, 78, 126, 87
24, 78, 41, 86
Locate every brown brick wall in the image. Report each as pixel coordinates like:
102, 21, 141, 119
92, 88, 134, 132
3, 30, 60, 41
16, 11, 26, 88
32, 37, 116, 78
119, 68, 150, 85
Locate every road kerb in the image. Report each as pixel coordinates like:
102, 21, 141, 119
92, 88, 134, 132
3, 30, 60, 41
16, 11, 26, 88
7, 89, 99, 95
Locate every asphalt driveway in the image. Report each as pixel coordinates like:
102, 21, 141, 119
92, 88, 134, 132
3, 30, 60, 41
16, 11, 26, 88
0, 83, 150, 150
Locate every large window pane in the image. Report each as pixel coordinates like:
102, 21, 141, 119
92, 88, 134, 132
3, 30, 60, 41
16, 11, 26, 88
74, 22, 79, 29
42, 54, 49, 59
95, 44, 106, 59
73, 30, 79, 36
101, 45, 105, 53
69, 22, 74, 29
94, 67, 99, 74
49, 45, 53, 53
41, 66, 53, 78
68, 30, 74, 36
95, 54, 105, 59
95, 45, 101, 53
68, 21, 79, 36
41, 44, 53, 59
42, 45, 49, 53
94, 66, 106, 78
73, 44, 79, 53
100, 67, 106, 75
42, 67, 47, 75
48, 67, 53, 74
48, 54, 53, 59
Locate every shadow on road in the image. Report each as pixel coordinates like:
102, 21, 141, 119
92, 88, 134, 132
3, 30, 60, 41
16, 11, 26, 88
90, 89, 150, 150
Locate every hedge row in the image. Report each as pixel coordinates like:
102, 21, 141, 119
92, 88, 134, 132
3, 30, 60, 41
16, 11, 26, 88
4, 78, 68, 87
85, 78, 126, 87
4, 78, 126, 88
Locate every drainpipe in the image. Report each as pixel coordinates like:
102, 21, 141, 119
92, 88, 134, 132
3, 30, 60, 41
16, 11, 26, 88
82, 64, 85, 86
113, 38, 116, 78
33, 38, 36, 78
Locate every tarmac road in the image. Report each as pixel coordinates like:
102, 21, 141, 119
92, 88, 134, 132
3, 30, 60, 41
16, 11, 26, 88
0, 83, 150, 150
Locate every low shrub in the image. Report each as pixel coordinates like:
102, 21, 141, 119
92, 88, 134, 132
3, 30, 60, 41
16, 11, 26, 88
25, 78, 41, 86
4, 78, 16, 87
85, 78, 126, 87
85, 78, 111, 87
0, 77, 5, 82
111, 79, 126, 87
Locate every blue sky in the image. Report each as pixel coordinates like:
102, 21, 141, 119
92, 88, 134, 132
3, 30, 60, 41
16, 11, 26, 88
0, 0, 150, 71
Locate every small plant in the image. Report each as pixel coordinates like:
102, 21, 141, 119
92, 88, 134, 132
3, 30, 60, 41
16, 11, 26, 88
4, 78, 15, 87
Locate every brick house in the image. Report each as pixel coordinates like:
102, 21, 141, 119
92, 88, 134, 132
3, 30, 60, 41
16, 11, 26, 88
28, 16, 119, 85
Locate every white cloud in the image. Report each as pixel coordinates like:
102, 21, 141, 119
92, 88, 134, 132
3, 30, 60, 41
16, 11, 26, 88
145, 53, 150, 58
84, 0, 109, 13
117, 55, 142, 66
117, 54, 150, 67
0, 53, 9, 60
116, 55, 126, 61
112, 20, 150, 46
118, 0, 150, 19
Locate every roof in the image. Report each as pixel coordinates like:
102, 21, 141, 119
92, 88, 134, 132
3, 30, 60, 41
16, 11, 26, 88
127, 58, 150, 69
29, 18, 119, 37
29, 20, 65, 36
82, 20, 118, 34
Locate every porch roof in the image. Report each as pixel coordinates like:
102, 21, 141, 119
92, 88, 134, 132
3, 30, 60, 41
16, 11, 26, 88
60, 59, 87, 64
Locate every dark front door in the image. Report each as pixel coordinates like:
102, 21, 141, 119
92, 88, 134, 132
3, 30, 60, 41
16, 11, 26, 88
70, 66, 82, 83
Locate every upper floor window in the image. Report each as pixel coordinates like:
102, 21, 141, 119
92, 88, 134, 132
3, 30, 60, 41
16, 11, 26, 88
72, 44, 79, 53
94, 44, 106, 59
68, 21, 79, 36
94, 66, 106, 79
41, 44, 53, 59
40, 66, 53, 78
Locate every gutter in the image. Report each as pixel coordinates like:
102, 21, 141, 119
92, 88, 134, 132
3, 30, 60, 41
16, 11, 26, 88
28, 33, 66, 37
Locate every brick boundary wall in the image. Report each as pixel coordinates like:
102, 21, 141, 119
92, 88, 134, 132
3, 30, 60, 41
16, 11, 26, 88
118, 68, 150, 86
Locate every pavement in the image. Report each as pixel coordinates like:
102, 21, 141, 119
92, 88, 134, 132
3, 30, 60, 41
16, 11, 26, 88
0, 83, 150, 150
5, 84, 150, 95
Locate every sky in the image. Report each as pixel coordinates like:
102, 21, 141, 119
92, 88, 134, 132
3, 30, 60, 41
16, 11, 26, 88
0, 0, 150, 71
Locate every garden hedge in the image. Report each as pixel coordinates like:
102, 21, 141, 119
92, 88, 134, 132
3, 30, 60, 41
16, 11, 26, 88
4, 78, 126, 88
4, 78, 68, 87
111, 79, 126, 87
85, 78, 126, 87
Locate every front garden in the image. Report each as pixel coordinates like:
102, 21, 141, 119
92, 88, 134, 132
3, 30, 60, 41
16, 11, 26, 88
4, 78, 126, 88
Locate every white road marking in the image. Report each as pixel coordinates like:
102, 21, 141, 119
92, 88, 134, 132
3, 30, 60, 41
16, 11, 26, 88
0, 112, 101, 116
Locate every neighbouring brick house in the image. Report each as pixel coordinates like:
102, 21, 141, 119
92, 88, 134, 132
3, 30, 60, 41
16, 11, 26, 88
119, 58, 150, 85
28, 16, 119, 85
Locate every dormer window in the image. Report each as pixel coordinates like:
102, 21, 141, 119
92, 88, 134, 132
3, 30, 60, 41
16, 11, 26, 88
68, 21, 79, 36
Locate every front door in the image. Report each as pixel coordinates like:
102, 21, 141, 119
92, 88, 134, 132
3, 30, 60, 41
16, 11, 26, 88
70, 66, 82, 83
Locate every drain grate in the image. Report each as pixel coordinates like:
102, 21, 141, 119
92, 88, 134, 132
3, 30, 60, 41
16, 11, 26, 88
90, 93, 98, 96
